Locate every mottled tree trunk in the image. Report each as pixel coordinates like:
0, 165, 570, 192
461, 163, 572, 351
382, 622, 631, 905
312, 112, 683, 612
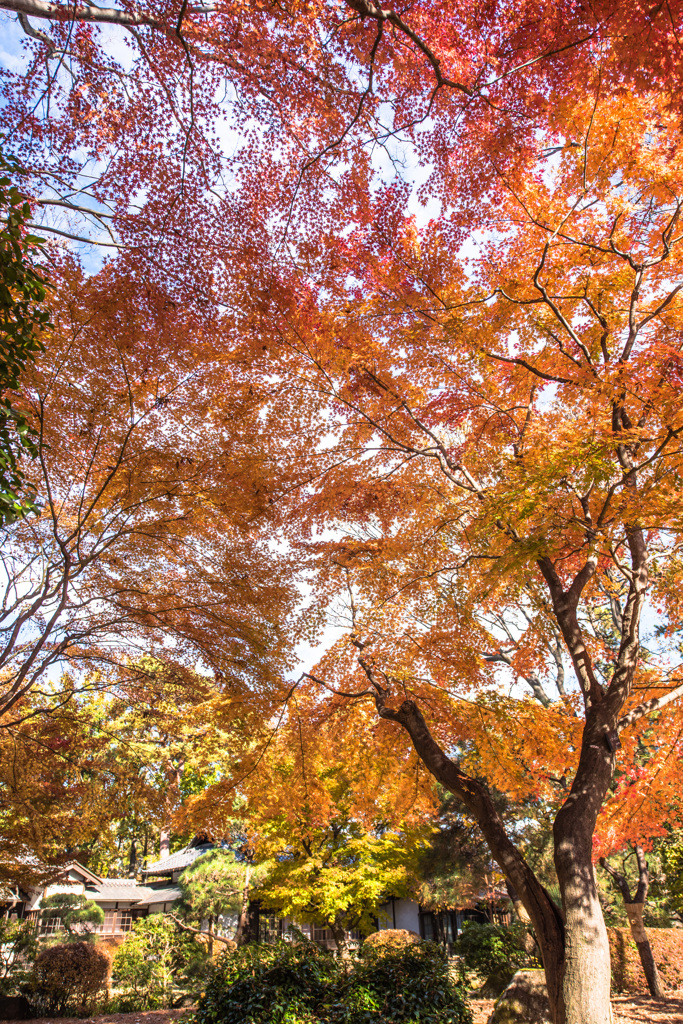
379, 698, 568, 1024
625, 903, 662, 998
600, 844, 663, 1000
361, 521, 650, 1024
552, 714, 616, 1024
554, 820, 612, 1024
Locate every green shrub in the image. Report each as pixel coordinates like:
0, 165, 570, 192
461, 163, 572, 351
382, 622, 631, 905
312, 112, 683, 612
452, 922, 537, 990
112, 914, 209, 1010
28, 941, 109, 1016
349, 940, 472, 1023
195, 941, 339, 1024
194, 940, 472, 1024
0, 919, 37, 996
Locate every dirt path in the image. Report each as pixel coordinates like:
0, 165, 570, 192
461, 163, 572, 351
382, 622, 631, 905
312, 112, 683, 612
6, 997, 683, 1024
471, 998, 496, 1022
612, 994, 683, 1023
3, 1011, 192, 1024
470, 994, 683, 1023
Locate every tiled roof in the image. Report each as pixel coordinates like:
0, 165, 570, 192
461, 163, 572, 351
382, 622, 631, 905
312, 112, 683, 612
134, 886, 182, 906
143, 843, 214, 876
87, 881, 157, 902
66, 862, 103, 885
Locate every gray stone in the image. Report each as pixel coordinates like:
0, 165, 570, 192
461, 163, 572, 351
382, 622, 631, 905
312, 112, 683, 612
478, 966, 515, 998
487, 969, 551, 1024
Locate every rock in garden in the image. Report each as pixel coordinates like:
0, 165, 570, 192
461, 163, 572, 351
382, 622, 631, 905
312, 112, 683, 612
478, 966, 516, 999
488, 969, 551, 1024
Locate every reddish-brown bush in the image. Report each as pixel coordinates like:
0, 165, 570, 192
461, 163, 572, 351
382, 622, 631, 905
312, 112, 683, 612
608, 928, 683, 993
29, 941, 110, 1015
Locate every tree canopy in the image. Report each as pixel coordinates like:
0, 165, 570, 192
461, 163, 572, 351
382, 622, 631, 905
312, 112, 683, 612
4, 4, 683, 1024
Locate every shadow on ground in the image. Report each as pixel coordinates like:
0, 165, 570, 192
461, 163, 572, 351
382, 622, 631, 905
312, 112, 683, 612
470, 993, 683, 1024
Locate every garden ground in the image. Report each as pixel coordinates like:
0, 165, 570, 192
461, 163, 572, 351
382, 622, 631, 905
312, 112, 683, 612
469, 994, 683, 1022
2, 1011, 192, 1024
4, 997, 683, 1024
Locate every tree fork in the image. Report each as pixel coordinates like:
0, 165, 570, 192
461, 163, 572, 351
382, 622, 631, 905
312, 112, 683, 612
379, 697, 568, 1024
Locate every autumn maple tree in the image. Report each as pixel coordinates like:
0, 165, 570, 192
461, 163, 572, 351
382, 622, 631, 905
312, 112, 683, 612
4, 3, 683, 1024
0, 665, 225, 889
0, 253, 300, 722
0, 688, 159, 892
264, 90, 683, 1024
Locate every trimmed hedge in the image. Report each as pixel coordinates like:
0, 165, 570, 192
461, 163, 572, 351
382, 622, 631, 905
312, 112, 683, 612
608, 927, 683, 994
194, 940, 472, 1024
363, 930, 421, 950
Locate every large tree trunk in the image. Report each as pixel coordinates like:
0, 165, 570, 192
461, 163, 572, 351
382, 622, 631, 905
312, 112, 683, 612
535, 528, 648, 1024
553, 768, 612, 1023
378, 699, 624, 1024
364, 522, 648, 1023
379, 698, 568, 1024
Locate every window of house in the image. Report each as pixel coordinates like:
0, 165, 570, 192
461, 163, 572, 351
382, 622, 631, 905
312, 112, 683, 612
102, 910, 117, 933
418, 911, 459, 945
418, 912, 434, 941
118, 911, 133, 932
41, 916, 62, 935
259, 913, 282, 944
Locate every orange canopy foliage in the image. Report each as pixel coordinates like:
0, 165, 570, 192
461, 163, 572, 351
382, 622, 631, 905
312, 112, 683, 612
0, 253, 301, 720
6, 3, 683, 1021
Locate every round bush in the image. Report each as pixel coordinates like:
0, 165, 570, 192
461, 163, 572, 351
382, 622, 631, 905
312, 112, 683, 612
452, 922, 537, 992
29, 941, 110, 1015
195, 942, 339, 1024
363, 929, 420, 950
351, 941, 472, 1024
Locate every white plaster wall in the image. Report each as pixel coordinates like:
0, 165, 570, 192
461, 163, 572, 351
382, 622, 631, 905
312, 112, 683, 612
27, 881, 84, 911
376, 899, 420, 934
